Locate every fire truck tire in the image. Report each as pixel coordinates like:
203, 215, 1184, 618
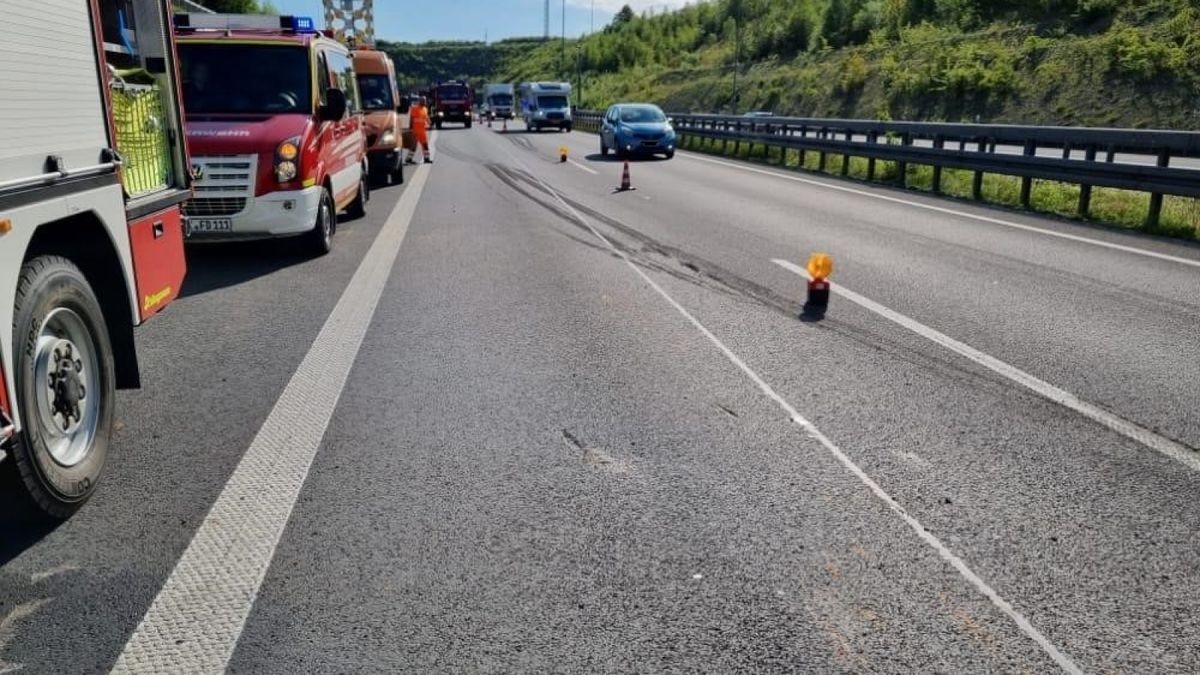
347, 175, 368, 220
307, 188, 335, 255
9, 256, 115, 519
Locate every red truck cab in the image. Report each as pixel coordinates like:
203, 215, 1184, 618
174, 14, 369, 254
431, 80, 474, 129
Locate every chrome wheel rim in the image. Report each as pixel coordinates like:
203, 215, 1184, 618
32, 308, 100, 467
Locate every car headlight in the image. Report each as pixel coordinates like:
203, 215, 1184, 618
275, 136, 300, 182
380, 130, 396, 145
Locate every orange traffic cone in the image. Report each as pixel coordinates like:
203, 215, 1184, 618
559, 146, 569, 163
617, 160, 634, 191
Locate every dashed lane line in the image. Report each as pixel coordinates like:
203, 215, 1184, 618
110, 160, 434, 674
772, 257, 1200, 474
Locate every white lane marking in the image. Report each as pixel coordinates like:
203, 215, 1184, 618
568, 157, 598, 175
111, 165, 433, 675
679, 152, 1200, 270
773, 258, 1200, 474
498, 148, 1082, 675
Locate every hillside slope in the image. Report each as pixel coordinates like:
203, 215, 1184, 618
493, 0, 1200, 129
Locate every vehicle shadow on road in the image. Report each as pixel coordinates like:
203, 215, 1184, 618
180, 240, 321, 299
0, 474, 61, 565
584, 154, 669, 163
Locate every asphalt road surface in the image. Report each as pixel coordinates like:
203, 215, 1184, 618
2, 123, 1200, 674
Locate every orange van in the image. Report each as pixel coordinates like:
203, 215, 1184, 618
353, 48, 407, 185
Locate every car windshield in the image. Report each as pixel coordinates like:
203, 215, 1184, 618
357, 74, 394, 111
538, 95, 569, 109
620, 106, 667, 123
491, 94, 513, 106
178, 44, 311, 115
438, 85, 468, 100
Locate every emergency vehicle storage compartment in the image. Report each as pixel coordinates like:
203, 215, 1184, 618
99, 0, 190, 313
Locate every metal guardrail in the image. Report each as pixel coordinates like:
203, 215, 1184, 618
572, 111, 1200, 228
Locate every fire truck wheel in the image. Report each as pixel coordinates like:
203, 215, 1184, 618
307, 188, 335, 255
9, 256, 115, 519
347, 175, 368, 220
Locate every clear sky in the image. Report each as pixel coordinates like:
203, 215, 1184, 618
268, 0, 692, 43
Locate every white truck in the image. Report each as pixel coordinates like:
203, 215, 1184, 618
482, 83, 515, 120
519, 82, 573, 132
0, 0, 191, 517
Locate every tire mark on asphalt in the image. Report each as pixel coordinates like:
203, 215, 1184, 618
487, 164, 1061, 405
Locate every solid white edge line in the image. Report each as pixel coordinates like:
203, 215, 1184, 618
568, 157, 599, 175
772, 258, 1200, 474
678, 151, 1200, 270
110, 164, 434, 674
497, 146, 1083, 674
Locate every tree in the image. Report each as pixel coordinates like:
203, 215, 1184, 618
613, 5, 636, 28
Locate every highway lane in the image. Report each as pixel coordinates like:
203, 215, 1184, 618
0, 123, 1198, 672
0, 176, 412, 673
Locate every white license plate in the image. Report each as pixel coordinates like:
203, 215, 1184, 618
185, 218, 233, 234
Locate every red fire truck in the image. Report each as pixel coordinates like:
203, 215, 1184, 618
431, 80, 475, 130
174, 14, 370, 254
0, 0, 191, 516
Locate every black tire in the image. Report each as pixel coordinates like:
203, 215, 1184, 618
391, 161, 405, 185
9, 256, 115, 519
346, 174, 368, 220
465, 119, 473, 129
600, 139, 609, 156
435, 120, 443, 130
665, 150, 676, 159
307, 187, 335, 255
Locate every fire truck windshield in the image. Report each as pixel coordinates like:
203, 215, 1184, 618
179, 44, 312, 115
438, 85, 468, 101
357, 74, 394, 111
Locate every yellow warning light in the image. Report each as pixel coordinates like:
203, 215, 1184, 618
277, 141, 299, 161
807, 253, 833, 281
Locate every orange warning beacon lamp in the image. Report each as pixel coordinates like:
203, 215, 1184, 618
806, 252, 833, 311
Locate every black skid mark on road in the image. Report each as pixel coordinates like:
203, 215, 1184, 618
487, 163, 752, 300
497, 164, 805, 319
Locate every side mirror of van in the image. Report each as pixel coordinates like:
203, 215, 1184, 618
319, 88, 348, 122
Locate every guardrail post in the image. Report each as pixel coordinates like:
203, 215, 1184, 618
1078, 145, 1097, 218
867, 132, 879, 181
798, 126, 807, 168
897, 133, 912, 187
1020, 140, 1036, 208
972, 140, 986, 200
734, 121, 742, 156
931, 136, 944, 192
1062, 143, 1072, 160
818, 128, 828, 171
1106, 146, 1116, 163
1145, 149, 1170, 229
840, 131, 851, 176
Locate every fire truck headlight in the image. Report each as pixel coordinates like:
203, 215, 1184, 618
275, 161, 298, 182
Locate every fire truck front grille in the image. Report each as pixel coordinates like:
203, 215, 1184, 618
183, 198, 247, 217
184, 154, 257, 217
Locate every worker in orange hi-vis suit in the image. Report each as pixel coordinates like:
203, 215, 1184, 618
409, 96, 433, 164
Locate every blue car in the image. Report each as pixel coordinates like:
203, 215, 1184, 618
600, 103, 677, 159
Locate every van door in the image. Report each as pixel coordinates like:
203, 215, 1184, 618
325, 48, 364, 209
